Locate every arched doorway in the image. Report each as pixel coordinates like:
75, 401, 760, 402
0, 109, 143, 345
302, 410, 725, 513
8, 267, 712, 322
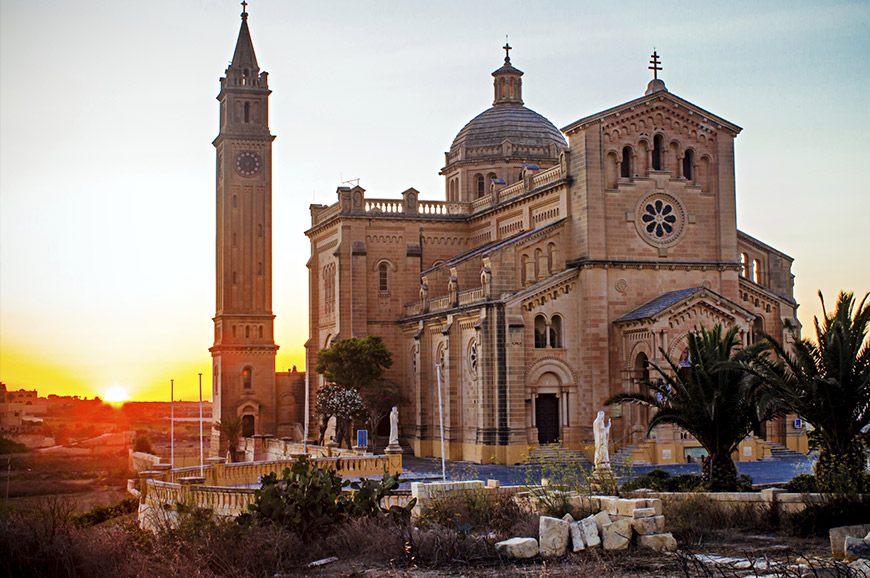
241, 414, 255, 437
536, 394, 559, 443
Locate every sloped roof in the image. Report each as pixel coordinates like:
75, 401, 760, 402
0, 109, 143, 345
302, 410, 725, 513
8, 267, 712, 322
615, 287, 705, 322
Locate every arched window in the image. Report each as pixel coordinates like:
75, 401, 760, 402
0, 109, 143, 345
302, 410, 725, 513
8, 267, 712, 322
242, 367, 252, 389
232, 195, 237, 208
549, 315, 563, 348
753, 316, 765, 343
740, 253, 749, 277
258, 262, 263, 275
534, 315, 547, 348
232, 325, 237, 338
605, 151, 618, 188
232, 271, 237, 285
683, 149, 694, 181
547, 242, 558, 274
753, 259, 761, 284
378, 262, 389, 293
244, 102, 250, 123
621, 146, 632, 178
258, 325, 263, 338
245, 325, 250, 338
520, 254, 529, 285
652, 134, 664, 171
257, 224, 263, 238
476, 174, 485, 198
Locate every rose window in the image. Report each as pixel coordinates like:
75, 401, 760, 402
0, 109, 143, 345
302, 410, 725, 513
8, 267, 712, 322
642, 199, 677, 239
468, 340, 479, 378
633, 191, 686, 249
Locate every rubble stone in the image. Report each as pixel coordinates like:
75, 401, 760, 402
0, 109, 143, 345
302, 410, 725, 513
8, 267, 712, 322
602, 518, 632, 550
539, 516, 570, 557
845, 537, 870, 562
495, 537, 538, 559
580, 515, 601, 548
637, 533, 678, 552
830, 524, 870, 559
632, 515, 665, 535
569, 521, 586, 552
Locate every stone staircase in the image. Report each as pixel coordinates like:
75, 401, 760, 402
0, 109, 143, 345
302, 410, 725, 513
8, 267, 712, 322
372, 436, 415, 455
761, 441, 807, 460
610, 444, 651, 467
523, 443, 592, 467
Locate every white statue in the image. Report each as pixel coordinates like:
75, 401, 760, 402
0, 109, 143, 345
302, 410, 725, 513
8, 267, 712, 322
593, 410, 611, 469
388, 406, 399, 446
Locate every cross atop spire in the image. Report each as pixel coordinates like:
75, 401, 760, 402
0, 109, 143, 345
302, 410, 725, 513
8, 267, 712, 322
503, 36, 512, 64
241, 1, 248, 20
648, 50, 662, 80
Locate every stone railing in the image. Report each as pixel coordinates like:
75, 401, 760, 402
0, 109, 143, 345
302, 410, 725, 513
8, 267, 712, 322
531, 165, 562, 188
471, 195, 492, 211
458, 287, 485, 305
404, 302, 424, 316
365, 199, 403, 213
497, 181, 525, 203
312, 196, 472, 226
428, 295, 452, 312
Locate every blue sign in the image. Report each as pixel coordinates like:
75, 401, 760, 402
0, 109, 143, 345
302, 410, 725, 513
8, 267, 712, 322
356, 429, 368, 448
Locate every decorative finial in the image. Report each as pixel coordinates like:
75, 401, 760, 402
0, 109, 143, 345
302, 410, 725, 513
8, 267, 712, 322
648, 49, 662, 80
241, 0, 248, 20
503, 35, 512, 64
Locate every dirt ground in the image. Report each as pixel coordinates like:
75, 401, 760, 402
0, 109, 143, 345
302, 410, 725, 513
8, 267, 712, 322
285, 532, 837, 578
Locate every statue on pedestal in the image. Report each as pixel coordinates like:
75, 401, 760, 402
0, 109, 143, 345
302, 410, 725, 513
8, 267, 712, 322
593, 410, 611, 470
386, 406, 400, 453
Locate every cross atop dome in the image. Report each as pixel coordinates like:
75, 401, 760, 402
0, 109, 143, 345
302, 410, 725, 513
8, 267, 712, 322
503, 36, 512, 64
492, 41, 523, 106
241, 1, 248, 21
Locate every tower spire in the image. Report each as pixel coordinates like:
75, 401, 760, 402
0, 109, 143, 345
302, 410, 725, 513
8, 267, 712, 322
231, 2, 258, 71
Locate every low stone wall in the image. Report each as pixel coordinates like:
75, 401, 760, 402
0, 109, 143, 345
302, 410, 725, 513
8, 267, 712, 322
627, 487, 827, 515
136, 452, 403, 530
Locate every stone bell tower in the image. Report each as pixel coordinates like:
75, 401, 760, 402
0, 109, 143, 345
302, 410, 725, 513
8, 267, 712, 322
210, 3, 278, 455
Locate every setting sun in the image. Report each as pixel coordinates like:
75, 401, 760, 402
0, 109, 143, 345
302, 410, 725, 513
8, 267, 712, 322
104, 386, 128, 403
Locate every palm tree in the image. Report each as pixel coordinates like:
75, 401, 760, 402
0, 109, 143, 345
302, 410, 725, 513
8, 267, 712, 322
606, 324, 771, 488
747, 291, 870, 492
214, 417, 243, 463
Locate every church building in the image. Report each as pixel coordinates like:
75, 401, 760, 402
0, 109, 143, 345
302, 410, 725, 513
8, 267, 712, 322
210, 7, 802, 464
305, 44, 801, 464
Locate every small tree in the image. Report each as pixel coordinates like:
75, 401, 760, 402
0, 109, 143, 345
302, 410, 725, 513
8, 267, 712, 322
315, 383, 366, 448
314, 336, 393, 392
314, 336, 395, 447
214, 417, 242, 462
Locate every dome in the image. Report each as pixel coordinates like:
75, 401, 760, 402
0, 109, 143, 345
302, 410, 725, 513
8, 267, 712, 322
450, 105, 567, 154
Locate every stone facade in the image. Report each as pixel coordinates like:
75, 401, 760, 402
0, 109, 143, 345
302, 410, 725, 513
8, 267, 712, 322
304, 44, 800, 464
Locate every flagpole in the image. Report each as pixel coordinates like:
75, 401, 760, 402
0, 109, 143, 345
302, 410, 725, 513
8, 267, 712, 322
435, 363, 446, 481
198, 373, 203, 477
303, 364, 309, 454
170, 379, 175, 470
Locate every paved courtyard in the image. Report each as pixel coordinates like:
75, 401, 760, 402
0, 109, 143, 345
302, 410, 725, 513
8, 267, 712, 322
400, 454, 815, 487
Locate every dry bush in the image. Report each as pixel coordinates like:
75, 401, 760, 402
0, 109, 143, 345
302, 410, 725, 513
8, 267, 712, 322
663, 494, 776, 546
419, 491, 538, 540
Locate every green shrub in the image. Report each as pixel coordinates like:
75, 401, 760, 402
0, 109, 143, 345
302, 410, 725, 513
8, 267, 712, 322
0, 437, 27, 454
621, 468, 753, 493
783, 473, 819, 493
132, 435, 154, 454
72, 496, 139, 527
245, 455, 414, 538
786, 494, 870, 537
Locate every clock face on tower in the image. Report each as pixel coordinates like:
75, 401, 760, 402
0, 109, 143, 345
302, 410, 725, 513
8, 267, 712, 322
234, 151, 261, 177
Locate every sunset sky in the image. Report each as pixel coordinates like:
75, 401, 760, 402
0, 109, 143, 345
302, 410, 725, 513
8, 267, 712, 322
1, 1, 868, 402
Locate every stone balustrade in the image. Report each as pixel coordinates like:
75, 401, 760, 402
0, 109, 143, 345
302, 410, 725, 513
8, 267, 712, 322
404, 285, 487, 317
498, 181, 525, 202
531, 165, 562, 188
458, 287, 485, 305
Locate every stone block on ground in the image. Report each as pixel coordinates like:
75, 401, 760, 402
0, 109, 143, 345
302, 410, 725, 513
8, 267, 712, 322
602, 518, 632, 550
632, 507, 656, 518
616, 498, 647, 517
562, 513, 575, 524
593, 510, 612, 532
830, 524, 870, 559
845, 537, 870, 562
632, 515, 665, 535
637, 533, 678, 552
569, 521, 585, 552
849, 558, 870, 575
539, 516, 570, 557
599, 496, 619, 515
647, 497, 663, 516
495, 537, 538, 559
580, 515, 601, 548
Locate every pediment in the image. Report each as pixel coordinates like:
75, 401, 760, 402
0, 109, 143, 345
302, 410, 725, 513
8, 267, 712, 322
615, 287, 756, 330
563, 89, 742, 138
